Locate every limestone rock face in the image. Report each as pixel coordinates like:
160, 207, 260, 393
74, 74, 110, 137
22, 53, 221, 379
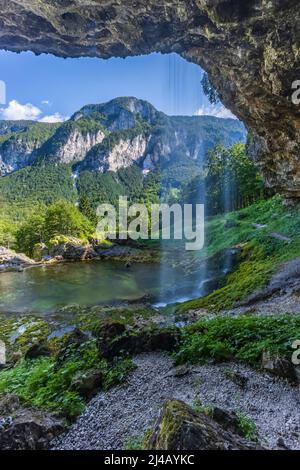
1, 1, 299, 198
0, 137, 37, 175
81, 134, 148, 172
46, 128, 106, 164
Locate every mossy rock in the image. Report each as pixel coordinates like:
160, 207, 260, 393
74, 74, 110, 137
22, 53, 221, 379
0, 316, 50, 362
70, 368, 103, 399
146, 400, 263, 450
96, 319, 179, 359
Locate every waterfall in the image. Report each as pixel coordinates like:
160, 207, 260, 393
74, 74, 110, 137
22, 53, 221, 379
155, 55, 208, 306
222, 154, 234, 275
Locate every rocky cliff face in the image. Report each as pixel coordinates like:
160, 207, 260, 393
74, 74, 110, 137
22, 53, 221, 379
1, 1, 299, 199
0, 122, 59, 175
0, 137, 37, 175
38, 127, 106, 164
81, 134, 148, 173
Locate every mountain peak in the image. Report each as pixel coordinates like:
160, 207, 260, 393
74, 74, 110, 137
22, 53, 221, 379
71, 96, 162, 134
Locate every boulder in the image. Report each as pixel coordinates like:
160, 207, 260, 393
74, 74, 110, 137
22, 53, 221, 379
0, 394, 64, 450
71, 368, 103, 399
54, 328, 89, 365
48, 236, 98, 261
0, 394, 20, 416
96, 320, 178, 359
261, 351, 298, 385
210, 407, 246, 438
0, 246, 35, 270
146, 400, 264, 450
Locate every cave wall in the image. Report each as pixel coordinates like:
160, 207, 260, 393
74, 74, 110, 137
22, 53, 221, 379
1, 0, 300, 199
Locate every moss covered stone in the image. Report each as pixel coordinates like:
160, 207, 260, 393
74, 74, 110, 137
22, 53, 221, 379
146, 400, 263, 450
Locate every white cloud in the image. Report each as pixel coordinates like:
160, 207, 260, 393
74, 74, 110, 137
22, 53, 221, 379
0, 100, 68, 123
0, 99, 42, 120
194, 104, 237, 120
39, 113, 68, 123
41, 100, 51, 106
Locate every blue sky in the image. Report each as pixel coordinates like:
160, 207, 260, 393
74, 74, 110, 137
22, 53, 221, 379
0, 50, 235, 122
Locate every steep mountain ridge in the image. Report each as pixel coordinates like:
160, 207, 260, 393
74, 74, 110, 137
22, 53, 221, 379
0, 97, 246, 178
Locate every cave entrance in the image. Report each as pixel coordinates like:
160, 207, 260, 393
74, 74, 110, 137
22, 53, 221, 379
0, 48, 253, 310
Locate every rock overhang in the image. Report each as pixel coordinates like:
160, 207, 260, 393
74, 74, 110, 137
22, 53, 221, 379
1, 0, 300, 198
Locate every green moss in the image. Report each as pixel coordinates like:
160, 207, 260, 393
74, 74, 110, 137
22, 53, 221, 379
123, 429, 152, 450
59, 304, 158, 333
0, 315, 50, 360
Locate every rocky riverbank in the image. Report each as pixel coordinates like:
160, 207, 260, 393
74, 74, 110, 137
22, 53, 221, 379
0, 247, 36, 272
0, 240, 160, 273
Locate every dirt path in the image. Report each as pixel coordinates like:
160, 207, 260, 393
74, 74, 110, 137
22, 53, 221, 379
52, 352, 300, 450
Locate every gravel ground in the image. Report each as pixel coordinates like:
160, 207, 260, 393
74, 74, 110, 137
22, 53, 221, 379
52, 352, 300, 450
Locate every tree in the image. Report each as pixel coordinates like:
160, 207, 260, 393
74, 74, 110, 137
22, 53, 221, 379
79, 196, 97, 226
44, 200, 93, 241
16, 214, 46, 256
204, 144, 266, 214
0, 220, 17, 248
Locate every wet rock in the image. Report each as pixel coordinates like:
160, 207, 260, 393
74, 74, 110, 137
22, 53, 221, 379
96, 320, 178, 359
261, 351, 298, 385
0, 246, 35, 270
97, 320, 126, 341
146, 400, 264, 450
0, 394, 64, 450
71, 369, 103, 400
